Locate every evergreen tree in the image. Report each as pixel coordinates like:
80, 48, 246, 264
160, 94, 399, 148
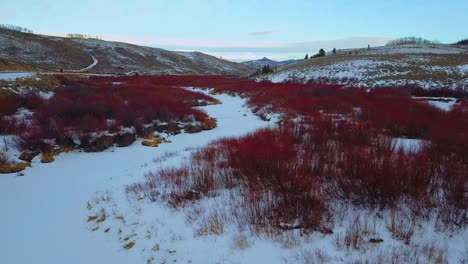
304, 54, 309, 60
332, 48, 337, 54
261, 64, 274, 74
319, 48, 326, 57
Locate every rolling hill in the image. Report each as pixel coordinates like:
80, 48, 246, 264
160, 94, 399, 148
258, 44, 468, 89
0, 28, 254, 75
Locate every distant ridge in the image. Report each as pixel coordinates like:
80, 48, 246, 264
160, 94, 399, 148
0, 28, 254, 75
241, 57, 300, 69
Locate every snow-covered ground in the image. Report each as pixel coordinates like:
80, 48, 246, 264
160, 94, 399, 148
334, 44, 467, 56
413, 97, 458, 111
392, 138, 424, 153
0, 71, 35, 81
258, 44, 468, 89
0, 90, 272, 264
263, 59, 398, 84
260, 57, 468, 89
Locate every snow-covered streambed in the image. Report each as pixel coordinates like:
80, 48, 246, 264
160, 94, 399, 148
0, 90, 272, 264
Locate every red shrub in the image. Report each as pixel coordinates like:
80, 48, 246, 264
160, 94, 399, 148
0, 95, 19, 116
118, 75, 466, 231
0, 116, 26, 134
12, 76, 219, 151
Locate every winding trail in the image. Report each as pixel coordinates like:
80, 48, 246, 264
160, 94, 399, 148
0, 90, 270, 264
78, 55, 98, 72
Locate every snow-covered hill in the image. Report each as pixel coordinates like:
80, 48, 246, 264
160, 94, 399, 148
0, 28, 254, 75
258, 44, 468, 89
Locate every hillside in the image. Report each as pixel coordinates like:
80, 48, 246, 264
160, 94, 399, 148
241, 57, 300, 69
258, 44, 468, 89
0, 28, 254, 75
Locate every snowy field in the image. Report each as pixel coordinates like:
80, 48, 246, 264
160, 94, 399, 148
0, 71, 35, 81
0, 90, 272, 264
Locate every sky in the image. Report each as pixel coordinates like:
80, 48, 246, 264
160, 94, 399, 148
1, 0, 467, 61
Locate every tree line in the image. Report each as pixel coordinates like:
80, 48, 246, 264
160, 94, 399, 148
66, 33, 102, 40
387, 36, 440, 46
0, 24, 33, 34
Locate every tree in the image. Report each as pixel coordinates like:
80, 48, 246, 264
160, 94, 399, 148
456, 39, 468, 45
387, 37, 440, 46
368, 44, 371, 50
304, 54, 309, 60
261, 65, 274, 74
319, 49, 326, 57
332, 48, 337, 54
310, 49, 326, 59
0, 24, 33, 34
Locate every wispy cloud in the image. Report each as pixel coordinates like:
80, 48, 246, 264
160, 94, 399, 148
248, 31, 275, 36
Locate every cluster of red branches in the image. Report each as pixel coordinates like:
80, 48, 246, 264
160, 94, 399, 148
124, 75, 466, 231
1, 76, 219, 152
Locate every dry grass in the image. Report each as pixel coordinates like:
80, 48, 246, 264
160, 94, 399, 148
18, 151, 39, 162
10, 74, 60, 92
87, 215, 99, 222
335, 214, 378, 251
0, 161, 30, 174
0, 59, 37, 71
0, 151, 30, 173
387, 210, 415, 245
347, 242, 448, 264
123, 241, 135, 249
195, 210, 226, 237
232, 232, 250, 250
293, 249, 331, 264
40, 151, 55, 163
141, 134, 163, 147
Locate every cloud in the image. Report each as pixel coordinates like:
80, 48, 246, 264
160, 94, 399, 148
248, 31, 275, 36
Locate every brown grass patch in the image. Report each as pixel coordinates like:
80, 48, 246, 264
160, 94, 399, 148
124, 241, 135, 249
0, 162, 30, 174
40, 152, 55, 163
141, 134, 163, 147
87, 215, 99, 222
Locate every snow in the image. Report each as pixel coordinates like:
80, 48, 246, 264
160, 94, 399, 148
78, 55, 98, 72
0, 89, 272, 264
392, 138, 424, 153
335, 44, 467, 56
427, 100, 457, 111
413, 97, 458, 111
259, 44, 468, 89
0, 72, 35, 81
261, 59, 407, 85
457, 64, 468, 74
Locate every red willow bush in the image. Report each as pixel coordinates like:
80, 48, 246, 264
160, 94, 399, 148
127, 127, 327, 232
0, 94, 20, 116
125, 76, 466, 232
15, 76, 220, 152
0, 92, 46, 135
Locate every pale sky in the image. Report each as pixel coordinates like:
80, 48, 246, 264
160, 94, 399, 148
1, 0, 467, 61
